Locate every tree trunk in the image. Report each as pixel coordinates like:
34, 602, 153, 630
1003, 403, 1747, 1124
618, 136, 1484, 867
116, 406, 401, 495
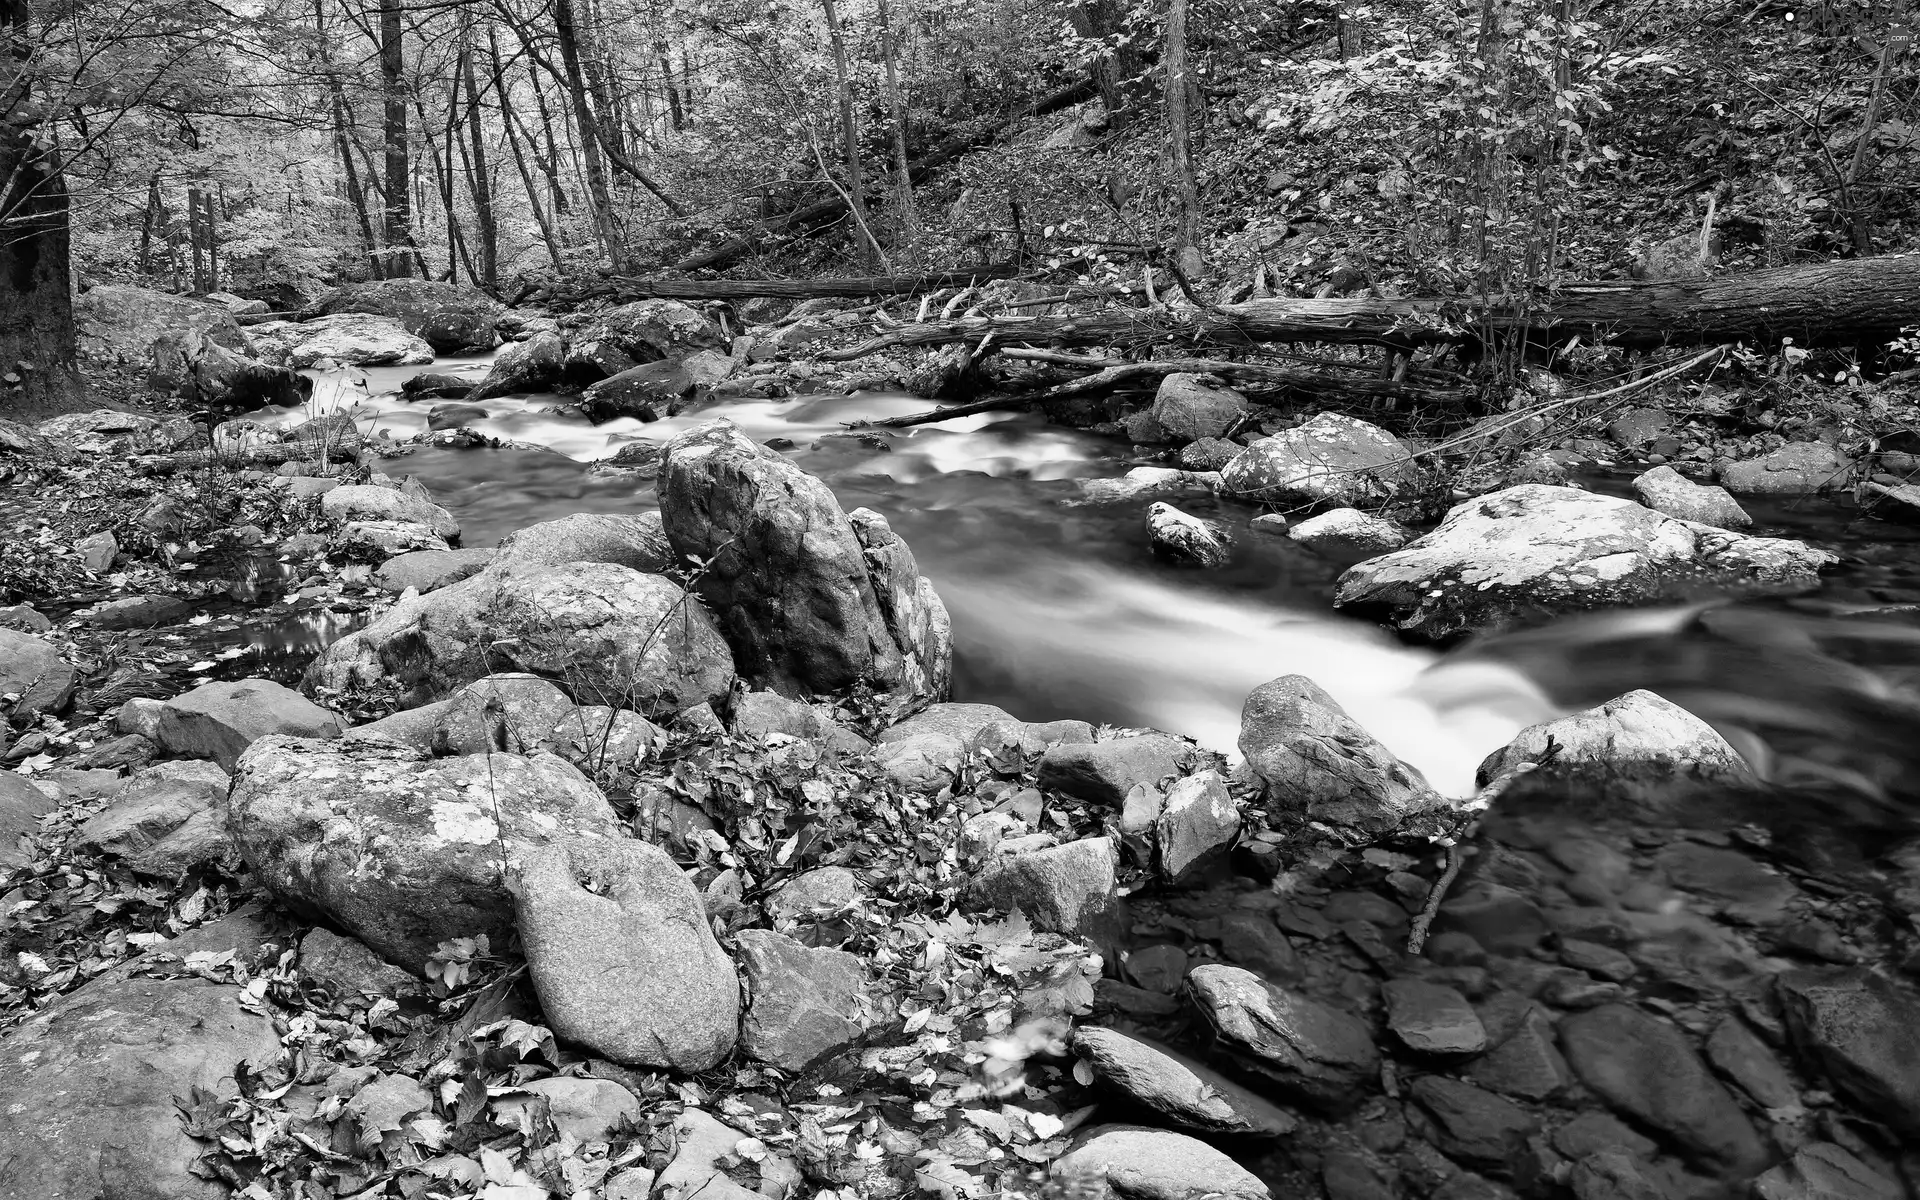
1067, 0, 1150, 128
542, 0, 686, 220
875, 0, 920, 242
314, 0, 378, 273
378, 0, 413, 277
549, 0, 626, 267
1164, 0, 1203, 279
460, 33, 498, 287
820, 0, 881, 267
1, 0, 81, 414
516, 266, 1027, 306
490, 27, 564, 270
818, 254, 1920, 358
674, 78, 1098, 271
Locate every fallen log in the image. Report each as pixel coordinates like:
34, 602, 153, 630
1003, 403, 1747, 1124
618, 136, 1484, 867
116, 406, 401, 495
523, 267, 1025, 308
672, 78, 1100, 272
854, 356, 1473, 430
822, 253, 1920, 356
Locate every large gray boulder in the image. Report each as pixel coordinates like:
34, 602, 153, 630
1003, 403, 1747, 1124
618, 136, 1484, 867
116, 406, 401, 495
151, 678, 342, 769
1221, 413, 1419, 505
229, 736, 621, 971
1717, 441, 1852, 494
1632, 465, 1751, 530
493, 511, 675, 574
1334, 485, 1835, 639
658, 419, 951, 706
304, 560, 735, 718
1148, 374, 1248, 443
1238, 675, 1443, 829
311, 279, 503, 352
468, 331, 565, 400
1476, 690, 1758, 825
571, 299, 724, 363
0, 627, 74, 716
0, 972, 282, 1200
515, 836, 738, 1071
247, 313, 434, 368
321, 485, 460, 542
73, 284, 305, 408
735, 928, 867, 1071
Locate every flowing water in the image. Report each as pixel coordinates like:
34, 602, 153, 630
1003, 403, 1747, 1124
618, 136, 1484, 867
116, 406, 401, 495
257, 358, 1920, 799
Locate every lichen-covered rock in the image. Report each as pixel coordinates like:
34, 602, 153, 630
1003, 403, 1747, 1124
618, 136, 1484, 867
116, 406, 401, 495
1717, 441, 1853, 494
1147, 502, 1233, 568
1222, 413, 1418, 505
229, 736, 621, 970
247, 312, 434, 367
1072, 466, 1220, 506
1334, 485, 1835, 639
1239, 674, 1443, 829
493, 511, 676, 574
1632, 465, 1751, 530
1476, 690, 1759, 825
1777, 969, 1920, 1137
515, 836, 738, 1071
570, 299, 724, 362
322, 484, 460, 541
658, 419, 950, 706
311, 278, 503, 351
305, 560, 735, 718
1288, 507, 1414, 559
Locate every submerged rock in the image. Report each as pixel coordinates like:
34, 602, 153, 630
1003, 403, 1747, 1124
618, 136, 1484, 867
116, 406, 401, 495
1222, 413, 1419, 505
1071, 1026, 1295, 1138
1776, 969, 1920, 1137
1238, 674, 1443, 829
1073, 466, 1220, 506
657, 419, 951, 707
1288, 507, 1413, 559
516, 836, 738, 1071
1334, 485, 1834, 639
1186, 964, 1379, 1111
229, 736, 621, 970
1146, 502, 1234, 568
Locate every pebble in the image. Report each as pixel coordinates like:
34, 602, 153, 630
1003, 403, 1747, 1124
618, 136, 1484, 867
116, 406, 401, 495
1558, 939, 1637, 982
1408, 1075, 1538, 1167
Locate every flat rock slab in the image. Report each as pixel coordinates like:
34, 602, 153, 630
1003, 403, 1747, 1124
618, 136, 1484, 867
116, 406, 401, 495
1777, 969, 1920, 1137
1072, 1026, 1296, 1137
1334, 484, 1834, 640
0, 973, 281, 1200
1185, 963, 1379, 1111
736, 928, 866, 1071
0, 627, 74, 716
154, 677, 341, 769
1037, 734, 1192, 807
1052, 1125, 1271, 1200
0, 772, 55, 869
1384, 978, 1488, 1055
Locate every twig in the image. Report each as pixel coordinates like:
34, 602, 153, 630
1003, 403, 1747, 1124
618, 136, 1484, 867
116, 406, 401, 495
1406, 844, 1467, 957
1406, 738, 1562, 955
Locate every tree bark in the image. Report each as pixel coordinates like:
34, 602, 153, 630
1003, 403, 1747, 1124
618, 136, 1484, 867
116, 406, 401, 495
549, 0, 626, 267
818, 254, 1920, 358
820, 0, 881, 267
1067, 0, 1150, 128
1, 0, 82, 414
460, 33, 498, 287
1164, 0, 1202, 279
875, 0, 920, 242
673, 78, 1098, 271
378, 0, 413, 277
490, 27, 563, 270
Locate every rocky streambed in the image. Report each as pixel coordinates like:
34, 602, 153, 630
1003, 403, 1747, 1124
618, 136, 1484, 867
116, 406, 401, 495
4, 282, 1920, 1200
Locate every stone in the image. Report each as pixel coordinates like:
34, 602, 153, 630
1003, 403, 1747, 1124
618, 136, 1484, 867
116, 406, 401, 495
230, 736, 621, 971
1146, 502, 1234, 568
468, 330, 565, 399
1632, 465, 1751, 530
76, 284, 305, 407
1180, 437, 1240, 472
658, 420, 951, 707
1656, 841, 1799, 925
0, 604, 52, 632
1384, 979, 1488, 1054
75, 761, 230, 877
515, 836, 738, 1071
1752, 1143, 1902, 1200
1288, 507, 1414, 559
430, 673, 579, 756
1409, 1076, 1538, 1167
305, 560, 736, 719
75, 530, 118, 572
402, 370, 479, 398
1149, 373, 1249, 442
731, 691, 825, 740
1051, 1126, 1270, 1200
1558, 1003, 1769, 1174
873, 730, 964, 794
580, 358, 694, 421
1212, 910, 1300, 980
1037, 734, 1190, 807
1073, 466, 1221, 506
1185, 964, 1379, 1111
1222, 412, 1419, 505
427, 402, 489, 431
337, 520, 449, 556
375, 547, 496, 594
1568, 1151, 1673, 1200
769, 866, 861, 922
500, 1077, 641, 1144
0, 627, 74, 716
41, 411, 189, 457
0, 771, 55, 869
1554, 1112, 1660, 1161
70, 594, 192, 629
492, 511, 676, 574
1718, 441, 1852, 494
0, 970, 282, 1200
967, 836, 1122, 938
1154, 770, 1239, 882
735, 928, 866, 1070
321, 484, 460, 541
655, 1109, 763, 1200
153, 678, 341, 769
878, 702, 1018, 745
1466, 1003, 1569, 1101
1704, 1016, 1799, 1110
1238, 674, 1442, 829
1776, 969, 1920, 1135
1072, 1027, 1295, 1137
1559, 939, 1637, 982
312, 279, 503, 349
1476, 690, 1759, 825
547, 705, 665, 781
1334, 485, 1834, 640
1607, 407, 1674, 449
247, 312, 434, 367
571, 298, 723, 362
299, 927, 416, 996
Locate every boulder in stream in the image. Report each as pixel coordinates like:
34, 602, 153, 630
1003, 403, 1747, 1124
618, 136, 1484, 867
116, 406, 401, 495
1717, 441, 1853, 494
1146, 501, 1233, 567
657, 419, 951, 707
580, 358, 695, 422
1288, 507, 1413, 559
569, 298, 724, 362
1632, 465, 1751, 529
1148, 373, 1249, 442
247, 312, 434, 368
1334, 484, 1835, 639
1222, 412, 1420, 505
1238, 674, 1444, 830
467, 330, 565, 400
311, 278, 503, 351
